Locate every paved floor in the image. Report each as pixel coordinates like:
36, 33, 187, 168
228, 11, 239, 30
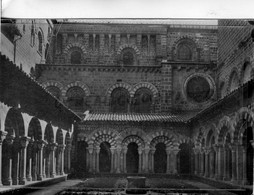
25, 179, 82, 195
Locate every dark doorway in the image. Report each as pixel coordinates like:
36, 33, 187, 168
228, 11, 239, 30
76, 141, 88, 173
243, 127, 253, 185
99, 142, 111, 173
179, 143, 192, 174
154, 143, 167, 173
126, 142, 139, 173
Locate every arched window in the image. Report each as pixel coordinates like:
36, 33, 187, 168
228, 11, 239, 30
111, 88, 130, 113
242, 62, 252, 83
30, 20, 35, 46
177, 44, 192, 60
121, 48, 136, 66
133, 88, 153, 113
66, 86, 85, 112
123, 51, 134, 66
45, 43, 49, 63
38, 31, 43, 54
71, 51, 81, 64
229, 71, 239, 92
46, 86, 61, 100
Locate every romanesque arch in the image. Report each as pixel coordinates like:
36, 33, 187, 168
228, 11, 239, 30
172, 36, 199, 61
42, 81, 64, 100
63, 43, 86, 55
106, 82, 133, 98
4, 108, 25, 137
233, 107, 254, 143
132, 82, 159, 98
217, 116, 234, 144
63, 81, 90, 97
116, 44, 140, 55
228, 69, 240, 93
2, 108, 25, 185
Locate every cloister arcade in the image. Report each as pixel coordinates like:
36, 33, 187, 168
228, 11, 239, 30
193, 107, 254, 185
0, 102, 72, 186
75, 128, 192, 175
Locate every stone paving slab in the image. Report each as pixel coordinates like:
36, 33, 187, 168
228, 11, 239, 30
25, 179, 82, 195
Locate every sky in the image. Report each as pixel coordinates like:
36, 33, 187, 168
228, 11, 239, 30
2, 0, 254, 19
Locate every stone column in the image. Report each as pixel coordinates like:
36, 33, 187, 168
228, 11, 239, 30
242, 146, 247, 185
49, 143, 57, 178
0, 131, 7, 186
200, 149, 204, 176
59, 145, 65, 175
37, 140, 45, 180
193, 148, 199, 175
150, 148, 155, 173
93, 34, 96, 51
204, 148, 210, 177
214, 145, 219, 179
166, 148, 171, 174
66, 145, 71, 173
236, 145, 243, 183
110, 147, 115, 173
138, 148, 143, 173
122, 147, 127, 173
223, 146, 229, 181
26, 142, 33, 181
116, 147, 121, 173
96, 147, 100, 173
12, 139, 20, 185
19, 136, 30, 184
172, 149, 180, 174
218, 145, 224, 180
144, 147, 150, 173
231, 145, 237, 182
87, 146, 93, 173
209, 149, 215, 178
3, 135, 14, 186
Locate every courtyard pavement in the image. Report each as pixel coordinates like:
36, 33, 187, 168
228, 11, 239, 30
22, 177, 243, 195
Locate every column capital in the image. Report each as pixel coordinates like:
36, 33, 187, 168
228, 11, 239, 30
20, 136, 30, 148
110, 147, 116, 153
49, 142, 58, 151
204, 148, 211, 155
250, 140, 254, 149
172, 149, 180, 155
193, 147, 200, 154
58, 144, 66, 151
0, 131, 7, 143
88, 146, 94, 154
95, 147, 100, 154
150, 147, 156, 154
138, 148, 143, 155
5, 134, 15, 145
37, 140, 47, 150
144, 147, 150, 154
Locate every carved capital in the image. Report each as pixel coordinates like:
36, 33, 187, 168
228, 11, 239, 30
49, 143, 58, 151
5, 135, 15, 145
20, 136, 30, 148
37, 140, 47, 150
0, 131, 7, 144
58, 144, 66, 151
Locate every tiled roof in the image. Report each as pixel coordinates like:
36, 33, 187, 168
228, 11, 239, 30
57, 19, 218, 29
82, 113, 192, 123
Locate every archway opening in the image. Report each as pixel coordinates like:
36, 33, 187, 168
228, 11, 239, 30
179, 143, 192, 174
99, 142, 111, 173
243, 126, 253, 184
76, 141, 88, 174
126, 142, 139, 173
154, 143, 167, 173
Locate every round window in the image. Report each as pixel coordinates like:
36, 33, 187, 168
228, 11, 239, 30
186, 76, 213, 103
